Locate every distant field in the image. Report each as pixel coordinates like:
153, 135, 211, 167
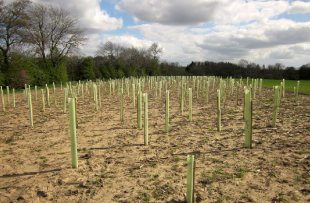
242, 79, 310, 94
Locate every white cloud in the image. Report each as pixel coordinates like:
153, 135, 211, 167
116, 0, 291, 25
29, 0, 123, 34
288, 1, 310, 14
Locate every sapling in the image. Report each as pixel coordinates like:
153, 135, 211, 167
186, 154, 195, 203
68, 98, 78, 168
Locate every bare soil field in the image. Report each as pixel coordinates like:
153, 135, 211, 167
0, 79, 310, 203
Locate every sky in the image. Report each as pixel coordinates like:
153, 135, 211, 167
4, 0, 310, 67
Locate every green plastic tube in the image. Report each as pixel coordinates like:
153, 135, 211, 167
63, 88, 67, 113
138, 91, 142, 129
41, 89, 45, 112
186, 154, 195, 203
6, 86, 10, 106
272, 86, 280, 127
120, 87, 123, 121
35, 86, 37, 101
144, 93, 148, 145
68, 98, 78, 168
189, 88, 192, 121
244, 89, 252, 148
28, 92, 33, 127
165, 90, 169, 132
13, 88, 15, 108
217, 89, 221, 132
1, 90, 5, 111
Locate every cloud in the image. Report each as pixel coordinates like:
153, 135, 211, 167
116, 0, 221, 25
29, 0, 123, 34
116, 0, 291, 25
288, 1, 310, 14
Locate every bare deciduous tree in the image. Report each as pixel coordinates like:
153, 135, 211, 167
26, 3, 88, 68
0, 0, 31, 71
148, 42, 162, 61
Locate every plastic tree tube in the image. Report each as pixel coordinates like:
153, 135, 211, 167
138, 91, 142, 129
144, 93, 148, 145
1, 90, 5, 111
68, 98, 78, 168
53, 85, 57, 107
244, 89, 252, 148
35, 85, 37, 101
186, 155, 195, 203
132, 84, 135, 109
6, 86, 10, 106
13, 88, 15, 107
272, 86, 280, 127
120, 87, 123, 121
63, 88, 67, 113
165, 90, 169, 132
28, 92, 33, 127
41, 89, 45, 112
46, 86, 50, 107
217, 89, 221, 132
189, 88, 192, 121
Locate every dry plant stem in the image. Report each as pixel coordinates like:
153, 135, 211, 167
187, 154, 195, 203
68, 98, 78, 168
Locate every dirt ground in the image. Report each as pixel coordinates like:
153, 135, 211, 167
0, 78, 310, 203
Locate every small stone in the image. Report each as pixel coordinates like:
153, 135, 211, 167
37, 190, 48, 197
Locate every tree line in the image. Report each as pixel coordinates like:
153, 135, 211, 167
1, 0, 309, 89
185, 60, 310, 80
0, 0, 184, 88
